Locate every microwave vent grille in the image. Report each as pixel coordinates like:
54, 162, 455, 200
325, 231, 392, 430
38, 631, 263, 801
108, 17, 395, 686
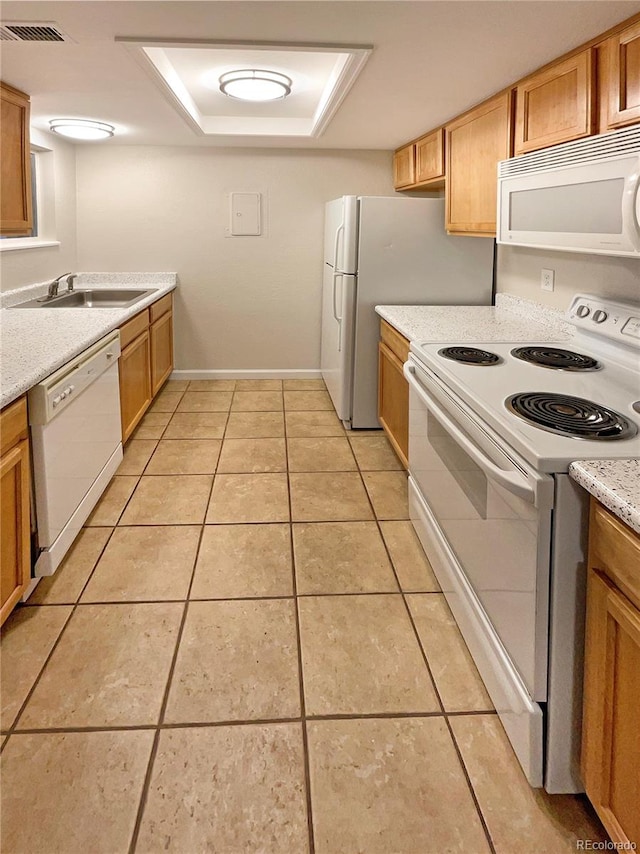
499, 126, 640, 177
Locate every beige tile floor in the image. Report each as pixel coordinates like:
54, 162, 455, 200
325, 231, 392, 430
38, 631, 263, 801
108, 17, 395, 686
1, 378, 607, 853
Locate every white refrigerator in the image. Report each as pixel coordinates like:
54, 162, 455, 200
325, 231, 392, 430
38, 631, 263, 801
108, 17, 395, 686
321, 195, 495, 428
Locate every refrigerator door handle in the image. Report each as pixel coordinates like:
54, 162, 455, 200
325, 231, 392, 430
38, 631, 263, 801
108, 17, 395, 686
332, 222, 345, 324
332, 270, 343, 324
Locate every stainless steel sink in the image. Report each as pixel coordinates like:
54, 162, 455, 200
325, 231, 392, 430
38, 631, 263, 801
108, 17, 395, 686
11, 288, 158, 309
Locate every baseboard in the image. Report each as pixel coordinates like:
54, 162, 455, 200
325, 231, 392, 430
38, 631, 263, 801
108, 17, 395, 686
170, 369, 323, 380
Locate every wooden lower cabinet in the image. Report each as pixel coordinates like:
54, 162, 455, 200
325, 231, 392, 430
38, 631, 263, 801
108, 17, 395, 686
1, 397, 30, 626
119, 329, 152, 441
150, 309, 174, 396
581, 499, 640, 847
378, 320, 410, 468
118, 293, 174, 442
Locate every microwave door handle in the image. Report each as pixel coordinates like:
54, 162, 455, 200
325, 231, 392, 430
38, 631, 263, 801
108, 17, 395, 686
404, 363, 536, 504
623, 168, 640, 244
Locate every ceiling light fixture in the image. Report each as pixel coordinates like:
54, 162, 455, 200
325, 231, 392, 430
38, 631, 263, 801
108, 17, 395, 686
218, 69, 292, 102
49, 119, 115, 140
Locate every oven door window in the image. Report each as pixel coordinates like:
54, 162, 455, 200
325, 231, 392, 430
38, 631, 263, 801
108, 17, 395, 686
410, 391, 548, 697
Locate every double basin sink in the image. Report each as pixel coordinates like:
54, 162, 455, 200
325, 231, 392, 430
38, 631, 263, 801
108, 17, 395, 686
12, 288, 157, 309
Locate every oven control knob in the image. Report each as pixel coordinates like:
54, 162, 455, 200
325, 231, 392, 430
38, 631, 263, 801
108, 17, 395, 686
52, 395, 62, 407
593, 310, 608, 324
576, 305, 590, 318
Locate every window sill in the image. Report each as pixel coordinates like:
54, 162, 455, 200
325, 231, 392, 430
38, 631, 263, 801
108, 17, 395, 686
0, 239, 60, 253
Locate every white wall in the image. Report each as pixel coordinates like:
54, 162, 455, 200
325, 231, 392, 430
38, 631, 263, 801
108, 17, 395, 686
75, 146, 394, 372
496, 246, 640, 311
0, 130, 77, 292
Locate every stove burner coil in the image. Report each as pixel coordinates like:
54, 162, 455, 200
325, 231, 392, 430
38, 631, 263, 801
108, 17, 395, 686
511, 346, 601, 371
505, 392, 636, 440
438, 347, 501, 366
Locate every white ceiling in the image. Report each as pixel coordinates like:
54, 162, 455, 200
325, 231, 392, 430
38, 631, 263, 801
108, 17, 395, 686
1, 0, 639, 149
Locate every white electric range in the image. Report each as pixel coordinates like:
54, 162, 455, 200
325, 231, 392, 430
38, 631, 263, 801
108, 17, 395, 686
404, 293, 640, 794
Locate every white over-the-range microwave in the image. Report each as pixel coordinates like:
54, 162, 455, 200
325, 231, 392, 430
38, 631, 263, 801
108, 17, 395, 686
497, 125, 640, 257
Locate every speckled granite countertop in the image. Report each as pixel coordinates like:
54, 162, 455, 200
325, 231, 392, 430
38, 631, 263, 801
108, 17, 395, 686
375, 293, 573, 343
569, 460, 640, 535
0, 273, 177, 409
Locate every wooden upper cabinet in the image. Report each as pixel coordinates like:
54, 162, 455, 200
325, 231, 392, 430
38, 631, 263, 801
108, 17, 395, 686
606, 19, 640, 129
415, 128, 445, 186
0, 82, 32, 237
514, 49, 595, 154
446, 91, 514, 236
393, 143, 416, 189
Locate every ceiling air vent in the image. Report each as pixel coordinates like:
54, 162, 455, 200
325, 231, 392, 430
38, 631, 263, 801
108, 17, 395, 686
0, 22, 71, 42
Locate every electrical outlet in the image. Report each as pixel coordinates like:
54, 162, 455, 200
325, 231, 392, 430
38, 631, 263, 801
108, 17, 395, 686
541, 269, 555, 292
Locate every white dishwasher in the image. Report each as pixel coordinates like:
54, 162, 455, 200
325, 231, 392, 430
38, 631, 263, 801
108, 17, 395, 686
28, 331, 123, 580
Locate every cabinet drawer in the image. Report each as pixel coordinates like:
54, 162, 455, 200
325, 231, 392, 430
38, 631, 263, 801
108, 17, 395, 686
590, 499, 640, 610
150, 293, 173, 323
0, 396, 28, 456
380, 319, 410, 364
119, 309, 150, 349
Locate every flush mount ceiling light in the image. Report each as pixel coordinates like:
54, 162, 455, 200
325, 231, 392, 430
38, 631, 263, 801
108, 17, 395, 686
49, 118, 115, 140
218, 69, 292, 102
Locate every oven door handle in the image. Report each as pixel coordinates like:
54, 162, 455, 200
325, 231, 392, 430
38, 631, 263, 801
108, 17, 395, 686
404, 362, 537, 504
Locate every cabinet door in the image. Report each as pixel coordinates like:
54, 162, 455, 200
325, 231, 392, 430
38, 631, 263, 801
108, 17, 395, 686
1, 439, 30, 625
119, 329, 152, 442
150, 310, 174, 397
446, 91, 514, 236
582, 568, 640, 847
378, 341, 409, 468
514, 49, 595, 154
0, 82, 32, 237
415, 128, 445, 185
393, 144, 416, 189
607, 20, 640, 128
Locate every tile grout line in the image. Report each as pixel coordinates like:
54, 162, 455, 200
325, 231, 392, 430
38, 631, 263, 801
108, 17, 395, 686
20, 589, 451, 609
351, 438, 499, 854
126, 446, 214, 854
284, 387, 317, 854
6, 709, 499, 739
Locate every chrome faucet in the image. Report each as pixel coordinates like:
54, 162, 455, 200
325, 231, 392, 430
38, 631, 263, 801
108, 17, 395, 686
37, 272, 77, 302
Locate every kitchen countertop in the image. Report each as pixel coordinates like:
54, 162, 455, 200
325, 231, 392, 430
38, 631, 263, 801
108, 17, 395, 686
375, 293, 573, 343
0, 273, 177, 409
569, 460, 640, 535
